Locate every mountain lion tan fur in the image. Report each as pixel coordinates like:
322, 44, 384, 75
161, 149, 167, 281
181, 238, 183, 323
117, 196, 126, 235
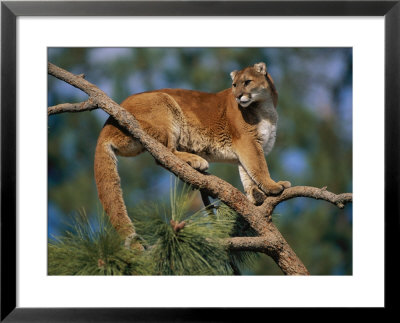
94, 62, 291, 243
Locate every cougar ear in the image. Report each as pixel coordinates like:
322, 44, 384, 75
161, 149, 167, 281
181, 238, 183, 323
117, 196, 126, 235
254, 62, 267, 75
230, 70, 238, 81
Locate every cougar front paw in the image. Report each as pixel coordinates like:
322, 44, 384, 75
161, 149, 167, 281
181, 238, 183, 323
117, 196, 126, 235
263, 180, 291, 195
277, 180, 291, 189
263, 181, 285, 195
174, 151, 209, 172
186, 155, 209, 172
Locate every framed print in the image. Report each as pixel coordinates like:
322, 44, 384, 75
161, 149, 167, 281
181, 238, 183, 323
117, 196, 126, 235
1, 1, 399, 321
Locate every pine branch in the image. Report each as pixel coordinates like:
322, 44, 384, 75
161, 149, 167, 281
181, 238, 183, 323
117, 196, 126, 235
48, 62, 353, 275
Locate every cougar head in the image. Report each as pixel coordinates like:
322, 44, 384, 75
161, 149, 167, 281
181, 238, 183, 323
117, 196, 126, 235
230, 62, 278, 108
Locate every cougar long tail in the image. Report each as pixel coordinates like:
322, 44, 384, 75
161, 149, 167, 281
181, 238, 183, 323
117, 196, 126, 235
94, 130, 136, 244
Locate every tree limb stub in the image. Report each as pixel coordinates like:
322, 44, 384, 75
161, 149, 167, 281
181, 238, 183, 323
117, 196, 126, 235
48, 99, 98, 116
226, 236, 278, 253
47, 62, 352, 275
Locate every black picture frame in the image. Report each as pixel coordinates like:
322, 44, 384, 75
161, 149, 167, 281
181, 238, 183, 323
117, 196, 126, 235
1, 1, 398, 321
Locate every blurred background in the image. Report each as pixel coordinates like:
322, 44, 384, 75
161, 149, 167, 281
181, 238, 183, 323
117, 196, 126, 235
48, 47, 352, 275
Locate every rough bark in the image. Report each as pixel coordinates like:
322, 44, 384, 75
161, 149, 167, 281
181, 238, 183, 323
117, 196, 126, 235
48, 62, 353, 276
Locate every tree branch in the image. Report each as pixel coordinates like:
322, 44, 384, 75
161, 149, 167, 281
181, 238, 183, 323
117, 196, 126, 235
226, 236, 277, 253
48, 99, 98, 116
48, 62, 352, 275
261, 185, 353, 215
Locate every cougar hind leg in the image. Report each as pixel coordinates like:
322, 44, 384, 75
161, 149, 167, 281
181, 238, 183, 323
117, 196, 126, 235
103, 117, 145, 157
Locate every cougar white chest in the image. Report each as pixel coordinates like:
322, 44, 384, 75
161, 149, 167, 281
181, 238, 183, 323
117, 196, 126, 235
255, 98, 278, 155
258, 119, 277, 155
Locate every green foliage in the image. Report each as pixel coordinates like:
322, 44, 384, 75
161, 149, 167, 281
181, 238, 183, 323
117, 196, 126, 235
48, 209, 150, 275
131, 180, 248, 275
49, 181, 257, 275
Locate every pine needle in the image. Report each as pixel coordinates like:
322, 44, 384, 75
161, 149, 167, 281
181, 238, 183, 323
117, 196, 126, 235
48, 210, 151, 275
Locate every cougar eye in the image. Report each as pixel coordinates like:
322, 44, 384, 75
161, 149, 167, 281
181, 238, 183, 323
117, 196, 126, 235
232, 83, 237, 87
244, 80, 252, 86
